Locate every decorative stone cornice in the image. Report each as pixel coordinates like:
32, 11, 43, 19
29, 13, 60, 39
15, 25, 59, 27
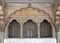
10, 6, 50, 17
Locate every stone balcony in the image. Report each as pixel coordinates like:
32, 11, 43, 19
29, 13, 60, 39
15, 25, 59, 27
4, 38, 56, 43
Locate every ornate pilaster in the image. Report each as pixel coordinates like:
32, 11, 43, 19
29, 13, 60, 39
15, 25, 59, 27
56, 0, 60, 32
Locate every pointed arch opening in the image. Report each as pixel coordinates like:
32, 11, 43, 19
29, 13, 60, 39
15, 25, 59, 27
8, 20, 20, 38
23, 20, 38, 38
40, 20, 52, 38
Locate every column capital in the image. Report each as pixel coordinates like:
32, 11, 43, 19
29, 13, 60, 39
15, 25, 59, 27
20, 22, 24, 25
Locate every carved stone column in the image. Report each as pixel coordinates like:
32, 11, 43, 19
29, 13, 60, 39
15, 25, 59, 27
37, 23, 40, 38
20, 23, 23, 38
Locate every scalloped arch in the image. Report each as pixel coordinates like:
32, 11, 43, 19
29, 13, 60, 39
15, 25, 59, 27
10, 7, 50, 17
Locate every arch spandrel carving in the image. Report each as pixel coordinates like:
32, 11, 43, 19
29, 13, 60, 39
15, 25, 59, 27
10, 7, 50, 17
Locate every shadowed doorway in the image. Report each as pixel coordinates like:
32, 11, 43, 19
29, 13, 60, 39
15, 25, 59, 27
8, 20, 20, 38
40, 20, 52, 38
23, 20, 38, 38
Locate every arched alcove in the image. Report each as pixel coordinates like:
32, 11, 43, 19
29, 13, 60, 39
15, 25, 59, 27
8, 20, 20, 38
23, 20, 38, 38
40, 20, 52, 38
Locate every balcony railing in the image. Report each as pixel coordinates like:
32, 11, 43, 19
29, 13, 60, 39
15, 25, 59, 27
4, 38, 57, 43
